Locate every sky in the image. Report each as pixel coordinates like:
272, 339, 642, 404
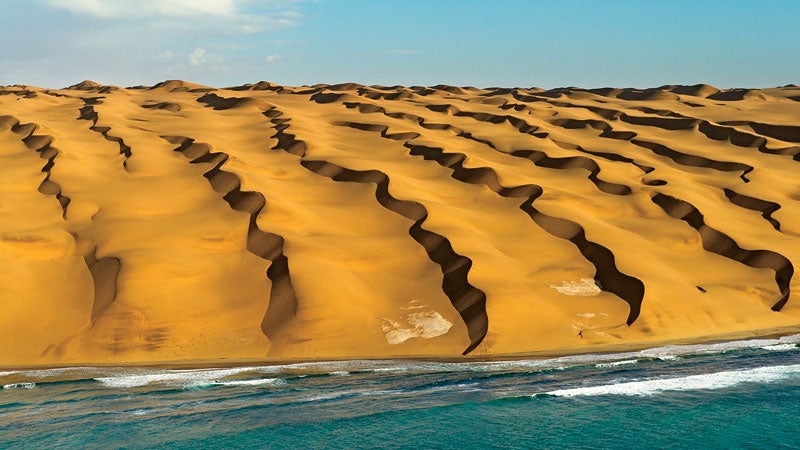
1, 0, 798, 89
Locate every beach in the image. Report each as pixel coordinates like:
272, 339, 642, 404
1, 81, 799, 367
1, 333, 799, 448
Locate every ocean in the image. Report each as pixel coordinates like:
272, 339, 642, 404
1, 335, 799, 449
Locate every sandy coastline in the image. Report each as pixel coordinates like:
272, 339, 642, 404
1, 80, 799, 367
3, 325, 800, 372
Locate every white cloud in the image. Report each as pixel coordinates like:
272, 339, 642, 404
182, 48, 228, 70
188, 48, 207, 66
7, 1, 307, 87
42, 0, 304, 35
233, 15, 299, 34
158, 50, 176, 62
44, 0, 236, 18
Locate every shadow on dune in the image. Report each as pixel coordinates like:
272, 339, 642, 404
162, 136, 298, 341
723, 188, 782, 231
652, 193, 792, 311
78, 99, 132, 169
1, 115, 122, 329
331, 119, 645, 326
196, 92, 493, 354
337, 98, 631, 196
1, 115, 71, 215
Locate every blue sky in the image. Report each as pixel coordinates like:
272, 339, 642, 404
1, 0, 798, 88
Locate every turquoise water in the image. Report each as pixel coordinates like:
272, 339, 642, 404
1, 335, 799, 449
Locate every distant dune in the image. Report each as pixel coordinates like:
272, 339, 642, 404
1, 80, 799, 366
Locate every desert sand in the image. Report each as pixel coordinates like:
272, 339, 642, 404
0, 80, 799, 366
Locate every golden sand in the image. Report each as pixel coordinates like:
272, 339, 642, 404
1, 81, 798, 366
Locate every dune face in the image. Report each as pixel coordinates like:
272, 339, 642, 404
0, 82, 799, 366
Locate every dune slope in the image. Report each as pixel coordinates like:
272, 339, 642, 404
1, 81, 799, 366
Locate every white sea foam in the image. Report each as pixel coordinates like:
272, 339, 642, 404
3, 382, 35, 389
8, 333, 798, 388
762, 343, 798, 352
459, 353, 642, 373
300, 391, 358, 403
544, 364, 800, 397
595, 359, 638, 368
210, 378, 285, 387
20, 367, 97, 378
95, 367, 272, 388
358, 389, 403, 397
638, 333, 800, 360
369, 366, 410, 373
261, 360, 382, 374
121, 406, 176, 417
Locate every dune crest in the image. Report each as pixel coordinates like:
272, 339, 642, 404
147, 80, 214, 93
0, 80, 799, 366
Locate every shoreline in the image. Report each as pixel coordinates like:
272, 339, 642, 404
2, 82, 799, 373
4, 324, 800, 372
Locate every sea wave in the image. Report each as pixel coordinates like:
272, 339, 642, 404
94, 367, 279, 388
2, 333, 798, 388
542, 363, 800, 397
595, 359, 638, 368
762, 343, 799, 352
2, 382, 35, 389
294, 382, 481, 404
209, 378, 285, 387
637, 333, 800, 360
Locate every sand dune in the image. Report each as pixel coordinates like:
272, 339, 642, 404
0, 81, 799, 366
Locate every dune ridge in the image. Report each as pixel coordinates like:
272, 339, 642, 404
2, 116, 71, 215
250, 99, 489, 354
78, 100, 133, 168
338, 99, 632, 196
723, 188, 782, 231
652, 193, 793, 311
514, 88, 800, 159
330, 118, 644, 325
162, 136, 297, 341
0, 81, 799, 366
6, 116, 123, 333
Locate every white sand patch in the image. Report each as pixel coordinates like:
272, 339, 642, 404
576, 312, 608, 319
548, 278, 601, 296
572, 322, 590, 333
408, 312, 453, 338
400, 299, 428, 310
382, 310, 453, 345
